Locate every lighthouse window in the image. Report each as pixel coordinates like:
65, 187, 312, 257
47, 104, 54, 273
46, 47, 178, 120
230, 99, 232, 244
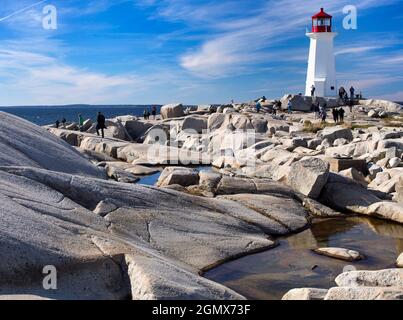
313, 19, 318, 27
318, 19, 325, 26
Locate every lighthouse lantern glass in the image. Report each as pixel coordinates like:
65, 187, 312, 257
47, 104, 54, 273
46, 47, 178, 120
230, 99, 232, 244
312, 17, 332, 32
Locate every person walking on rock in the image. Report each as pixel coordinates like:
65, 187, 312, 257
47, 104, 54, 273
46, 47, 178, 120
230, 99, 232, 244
96, 112, 106, 139
339, 107, 345, 123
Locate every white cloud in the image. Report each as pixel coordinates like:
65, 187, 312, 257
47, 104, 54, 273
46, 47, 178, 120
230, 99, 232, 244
146, 0, 400, 78
0, 48, 147, 105
335, 46, 384, 56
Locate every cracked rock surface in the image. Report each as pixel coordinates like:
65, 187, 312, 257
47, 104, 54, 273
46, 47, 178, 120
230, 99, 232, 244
0, 112, 313, 300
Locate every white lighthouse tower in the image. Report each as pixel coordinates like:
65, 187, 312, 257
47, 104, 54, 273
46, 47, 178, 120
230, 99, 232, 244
305, 8, 337, 98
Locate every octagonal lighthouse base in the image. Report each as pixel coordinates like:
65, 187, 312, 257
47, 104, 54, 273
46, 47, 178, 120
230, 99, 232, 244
305, 32, 337, 98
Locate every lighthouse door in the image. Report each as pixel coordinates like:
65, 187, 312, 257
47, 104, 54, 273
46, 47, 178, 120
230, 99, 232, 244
314, 79, 326, 97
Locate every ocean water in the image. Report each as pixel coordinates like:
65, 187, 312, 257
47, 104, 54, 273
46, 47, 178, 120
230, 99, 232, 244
0, 105, 162, 126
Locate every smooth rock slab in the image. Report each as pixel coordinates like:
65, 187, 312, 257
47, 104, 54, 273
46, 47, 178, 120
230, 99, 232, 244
335, 269, 403, 288
314, 247, 364, 262
364, 202, 403, 224
217, 194, 309, 235
0, 167, 256, 299
0, 112, 105, 179
1, 166, 276, 271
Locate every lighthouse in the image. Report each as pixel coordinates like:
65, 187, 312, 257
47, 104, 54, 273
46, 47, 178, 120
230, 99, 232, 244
305, 8, 337, 98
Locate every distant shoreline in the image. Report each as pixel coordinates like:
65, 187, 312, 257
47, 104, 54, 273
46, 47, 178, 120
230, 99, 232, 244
0, 104, 163, 109
0, 101, 402, 109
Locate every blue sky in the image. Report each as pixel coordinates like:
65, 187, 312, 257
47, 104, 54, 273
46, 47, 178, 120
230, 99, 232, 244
0, 0, 402, 105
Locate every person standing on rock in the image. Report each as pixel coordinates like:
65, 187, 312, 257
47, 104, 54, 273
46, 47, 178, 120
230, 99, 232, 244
78, 114, 84, 132
350, 86, 355, 100
61, 117, 67, 128
55, 119, 60, 129
256, 101, 262, 113
332, 108, 339, 124
339, 107, 345, 123
287, 101, 293, 114
349, 99, 354, 113
311, 85, 316, 97
151, 106, 157, 120
339, 87, 346, 100
320, 103, 327, 123
96, 112, 106, 139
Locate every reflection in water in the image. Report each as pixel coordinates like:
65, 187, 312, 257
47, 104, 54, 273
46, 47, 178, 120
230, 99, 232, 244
205, 217, 403, 300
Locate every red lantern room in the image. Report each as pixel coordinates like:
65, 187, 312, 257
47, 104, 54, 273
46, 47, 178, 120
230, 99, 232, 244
312, 8, 332, 33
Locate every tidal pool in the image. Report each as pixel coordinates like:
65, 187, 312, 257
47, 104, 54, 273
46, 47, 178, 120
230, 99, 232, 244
137, 166, 214, 186
204, 217, 403, 300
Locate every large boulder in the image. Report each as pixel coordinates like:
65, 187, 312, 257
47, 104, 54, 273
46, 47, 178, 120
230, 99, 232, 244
208, 113, 226, 131
280, 94, 312, 112
182, 116, 208, 134
123, 120, 153, 141
104, 119, 130, 140
285, 268, 403, 301
160, 104, 184, 119
319, 173, 384, 215
0, 112, 104, 179
199, 171, 222, 194
156, 167, 200, 187
377, 138, 403, 152
318, 126, 353, 144
335, 269, 403, 288
359, 99, 403, 113
287, 158, 330, 199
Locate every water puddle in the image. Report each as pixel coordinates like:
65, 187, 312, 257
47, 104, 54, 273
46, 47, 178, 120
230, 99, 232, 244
204, 217, 403, 300
137, 166, 214, 186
